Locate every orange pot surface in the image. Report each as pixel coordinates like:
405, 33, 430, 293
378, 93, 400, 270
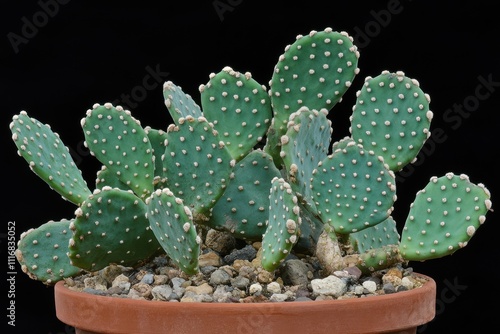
55, 273, 436, 334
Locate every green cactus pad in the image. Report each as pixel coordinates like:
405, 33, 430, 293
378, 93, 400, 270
200, 66, 273, 161
163, 116, 234, 221
10, 111, 91, 205
349, 216, 400, 254
82, 103, 155, 200
146, 188, 201, 275
280, 107, 332, 212
399, 173, 492, 261
356, 244, 403, 274
311, 137, 397, 234
269, 28, 360, 137
15, 219, 82, 285
207, 149, 281, 240
261, 177, 301, 272
163, 80, 203, 125
350, 70, 433, 172
95, 165, 126, 190
68, 187, 162, 271
145, 126, 169, 188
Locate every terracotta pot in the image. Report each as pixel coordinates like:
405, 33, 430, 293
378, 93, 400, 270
54, 273, 436, 334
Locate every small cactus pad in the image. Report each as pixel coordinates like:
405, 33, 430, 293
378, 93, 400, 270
399, 173, 492, 261
350, 71, 433, 172
311, 137, 397, 234
95, 165, 128, 190
146, 188, 200, 275
82, 103, 155, 200
15, 219, 82, 285
200, 66, 272, 161
349, 216, 400, 253
269, 28, 360, 135
163, 80, 203, 125
145, 126, 169, 188
280, 107, 332, 212
261, 177, 301, 272
207, 149, 281, 240
163, 116, 234, 220
68, 187, 162, 271
10, 111, 91, 205
356, 244, 403, 274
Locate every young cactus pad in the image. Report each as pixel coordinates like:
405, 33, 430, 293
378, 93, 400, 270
163, 80, 203, 125
10, 111, 91, 205
82, 103, 155, 200
146, 188, 201, 275
261, 177, 301, 272
350, 70, 433, 172
399, 173, 492, 261
15, 219, 82, 285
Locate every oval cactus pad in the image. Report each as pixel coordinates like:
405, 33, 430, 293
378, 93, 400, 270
82, 103, 155, 199
269, 28, 360, 134
68, 187, 161, 271
311, 138, 397, 234
10, 111, 91, 205
200, 66, 272, 161
350, 71, 433, 172
400, 173, 492, 261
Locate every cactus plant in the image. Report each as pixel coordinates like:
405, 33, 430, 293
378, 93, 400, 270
11, 27, 492, 294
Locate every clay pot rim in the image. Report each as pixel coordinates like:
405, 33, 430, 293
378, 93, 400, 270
55, 272, 436, 334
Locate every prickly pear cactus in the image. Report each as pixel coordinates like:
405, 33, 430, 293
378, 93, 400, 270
82, 103, 155, 200
15, 219, 82, 285
68, 187, 162, 271
261, 177, 301, 272
207, 149, 281, 240
146, 188, 200, 275
163, 115, 234, 221
399, 173, 492, 260
163, 80, 203, 125
349, 216, 400, 254
311, 137, 397, 234
266, 28, 360, 163
200, 66, 272, 161
10, 111, 91, 205
350, 70, 433, 172
280, 106, 332, 212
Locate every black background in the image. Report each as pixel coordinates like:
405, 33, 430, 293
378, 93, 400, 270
1, 1, 499, 333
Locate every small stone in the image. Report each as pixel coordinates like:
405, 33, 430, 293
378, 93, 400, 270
204, 229, 236, 255
141, 273, 154, 285
210, 269, 232, 285
362, 280, 377, 293
224, 245, 257, 264
185, 282, 213, 295
249, 283, 263, 295
132, 282, 152, 299
199, 251, 222, 267
311, 275, 347, 297
269, 293, 288, 302
266, 282, 282, 294
231, 276, 250, 289
151, 285, 174, 301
